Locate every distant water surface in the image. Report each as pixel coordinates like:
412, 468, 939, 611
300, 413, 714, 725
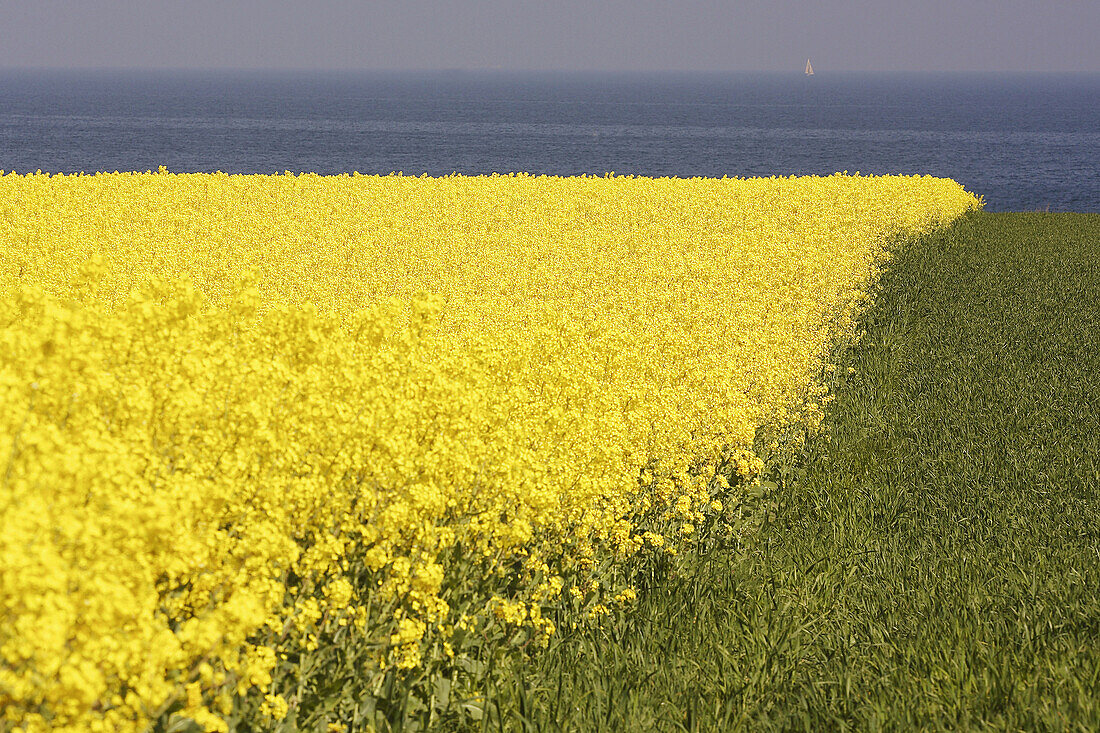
1, 70, 1097, 212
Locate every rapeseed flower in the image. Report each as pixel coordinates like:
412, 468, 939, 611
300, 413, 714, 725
0, 170, 979, 730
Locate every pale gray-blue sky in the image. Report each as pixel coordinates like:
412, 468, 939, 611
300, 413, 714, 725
1, 0, 1097, 73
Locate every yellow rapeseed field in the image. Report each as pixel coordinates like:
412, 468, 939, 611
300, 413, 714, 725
0, 170, 979, 731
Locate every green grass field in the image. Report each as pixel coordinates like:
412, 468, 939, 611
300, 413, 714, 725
473, 212, 1100, 731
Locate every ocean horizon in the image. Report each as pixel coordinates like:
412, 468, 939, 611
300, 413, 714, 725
2, 68, 1098, 212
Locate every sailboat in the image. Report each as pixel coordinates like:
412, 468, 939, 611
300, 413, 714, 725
805, 59, 814, 76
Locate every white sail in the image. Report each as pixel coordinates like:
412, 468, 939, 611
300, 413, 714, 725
805, 59, 814, 75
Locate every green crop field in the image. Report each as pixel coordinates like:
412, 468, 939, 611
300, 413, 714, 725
474, 212, 1100, 731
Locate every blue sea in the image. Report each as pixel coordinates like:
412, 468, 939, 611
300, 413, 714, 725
1, 70, 1097, 212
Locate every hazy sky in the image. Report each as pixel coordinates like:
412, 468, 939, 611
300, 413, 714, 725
1, 0, 1097, 73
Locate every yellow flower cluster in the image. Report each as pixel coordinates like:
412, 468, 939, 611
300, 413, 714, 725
0, 170, 979, 730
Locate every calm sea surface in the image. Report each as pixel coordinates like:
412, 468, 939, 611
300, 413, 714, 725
1, 70, 1097, 212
